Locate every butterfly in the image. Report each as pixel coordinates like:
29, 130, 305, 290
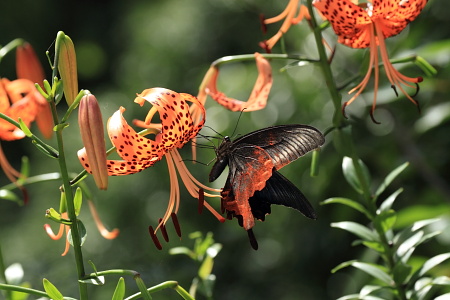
209, 124, 325, 249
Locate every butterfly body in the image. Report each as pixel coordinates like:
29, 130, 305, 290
209, 124, 325, 249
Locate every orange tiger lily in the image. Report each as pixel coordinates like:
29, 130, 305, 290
313, 0, 427, 122
77, 88, 223, 248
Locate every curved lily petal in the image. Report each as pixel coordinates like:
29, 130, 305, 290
206, 53, 273, 112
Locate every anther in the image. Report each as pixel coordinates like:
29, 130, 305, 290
171, 213, 182, 238
148, 226, 162, 250
158, 218, 169, 242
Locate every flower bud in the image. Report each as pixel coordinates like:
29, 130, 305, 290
78, 94, 108, 190
57, 32, 78, 106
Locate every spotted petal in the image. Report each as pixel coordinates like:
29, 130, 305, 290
134, 88, 205, 150
371, 0, 428, 39
313, 0, 372, 48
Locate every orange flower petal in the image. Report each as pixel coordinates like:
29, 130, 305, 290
313, 0, 372, 48
134, 88, 205, 150
371, 0, 428, 38
206, 53, 273, 112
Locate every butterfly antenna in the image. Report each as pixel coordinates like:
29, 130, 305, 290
230, 108, 247, 138
202, 125, 224, 138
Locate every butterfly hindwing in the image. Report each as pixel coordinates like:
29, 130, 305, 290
249, 170, 317, 221
224, 144, 275, 230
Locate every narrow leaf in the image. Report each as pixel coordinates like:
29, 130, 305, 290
322, 197, 372, 219
112, 277, 126, 300
396, 231, 423, 257
351, 262, 392, 285
378, 188, 403, 213
43, 278, 64, 300
375, 162, 409, 197
331, 221, 378, 241
79, 276, 105, 285
342, 157, 371, 195
73, 187, 83, 216
375, 209, 397, 233
411, 253, 450, 282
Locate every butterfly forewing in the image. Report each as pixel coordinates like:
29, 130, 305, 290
230, 125, 325, 170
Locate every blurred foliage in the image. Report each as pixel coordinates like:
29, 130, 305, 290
1, 0, 450, 299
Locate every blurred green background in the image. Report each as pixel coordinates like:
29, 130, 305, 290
1, 0, 450, 299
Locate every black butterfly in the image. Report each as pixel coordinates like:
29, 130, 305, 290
209, 124, 325, 249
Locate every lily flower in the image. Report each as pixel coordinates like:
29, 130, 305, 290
77, 88, 223, 248
313, 0, 427, 122
260, 0, 310, 52
44, 202, 119, 256
0, 78, 47, 202
204, 53, 273, 112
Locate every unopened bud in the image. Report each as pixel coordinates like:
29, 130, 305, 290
57, 32, 78, 106
78, 94, 108, 190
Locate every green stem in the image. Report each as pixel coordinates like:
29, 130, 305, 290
0, 245, 12, 300
0, 283, 48, 298
125, 281, 194, 300
211, 53, 318, 67
52, 102, 88, 299
46, 45, 88, 298
306, 0, 344, 128
0, 38, 25, 63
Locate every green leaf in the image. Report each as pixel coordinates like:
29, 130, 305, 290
134, 275, 152, 300
409, 253, 450, 284
169, 246, 195, 259
396, 231, 423, 258
378, 188, 403, 213
342, 157, 371, 195
79, 276, 105, 285
393, 261, 412, 285
375, 209, 397, 233
88, 260, 99, 274
435, 292, 450, 300
362, 240, 385, 253
67, 220, 87, 247
332, 261, 392, 285
375, 162, 409, 197
198, 255, 214, 280
112, 277, 126, 300
0, 189, 21, 203
331, 221, 378, 241
43, 278, 64, 300
350, 262, 392, 285
433, 276, 450, 286
322, 197, 372, 219
74, 188, 83, 216
393, 218, 440, 246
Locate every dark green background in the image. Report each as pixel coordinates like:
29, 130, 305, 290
1, 0, 449, 299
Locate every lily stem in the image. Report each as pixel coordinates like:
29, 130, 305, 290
50, 39, 88, 299
306, 0, 344, 128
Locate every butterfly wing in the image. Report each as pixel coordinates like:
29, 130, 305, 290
249, 170, 317, 221
231, 124, 325, 170
221, 144, 275, 231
